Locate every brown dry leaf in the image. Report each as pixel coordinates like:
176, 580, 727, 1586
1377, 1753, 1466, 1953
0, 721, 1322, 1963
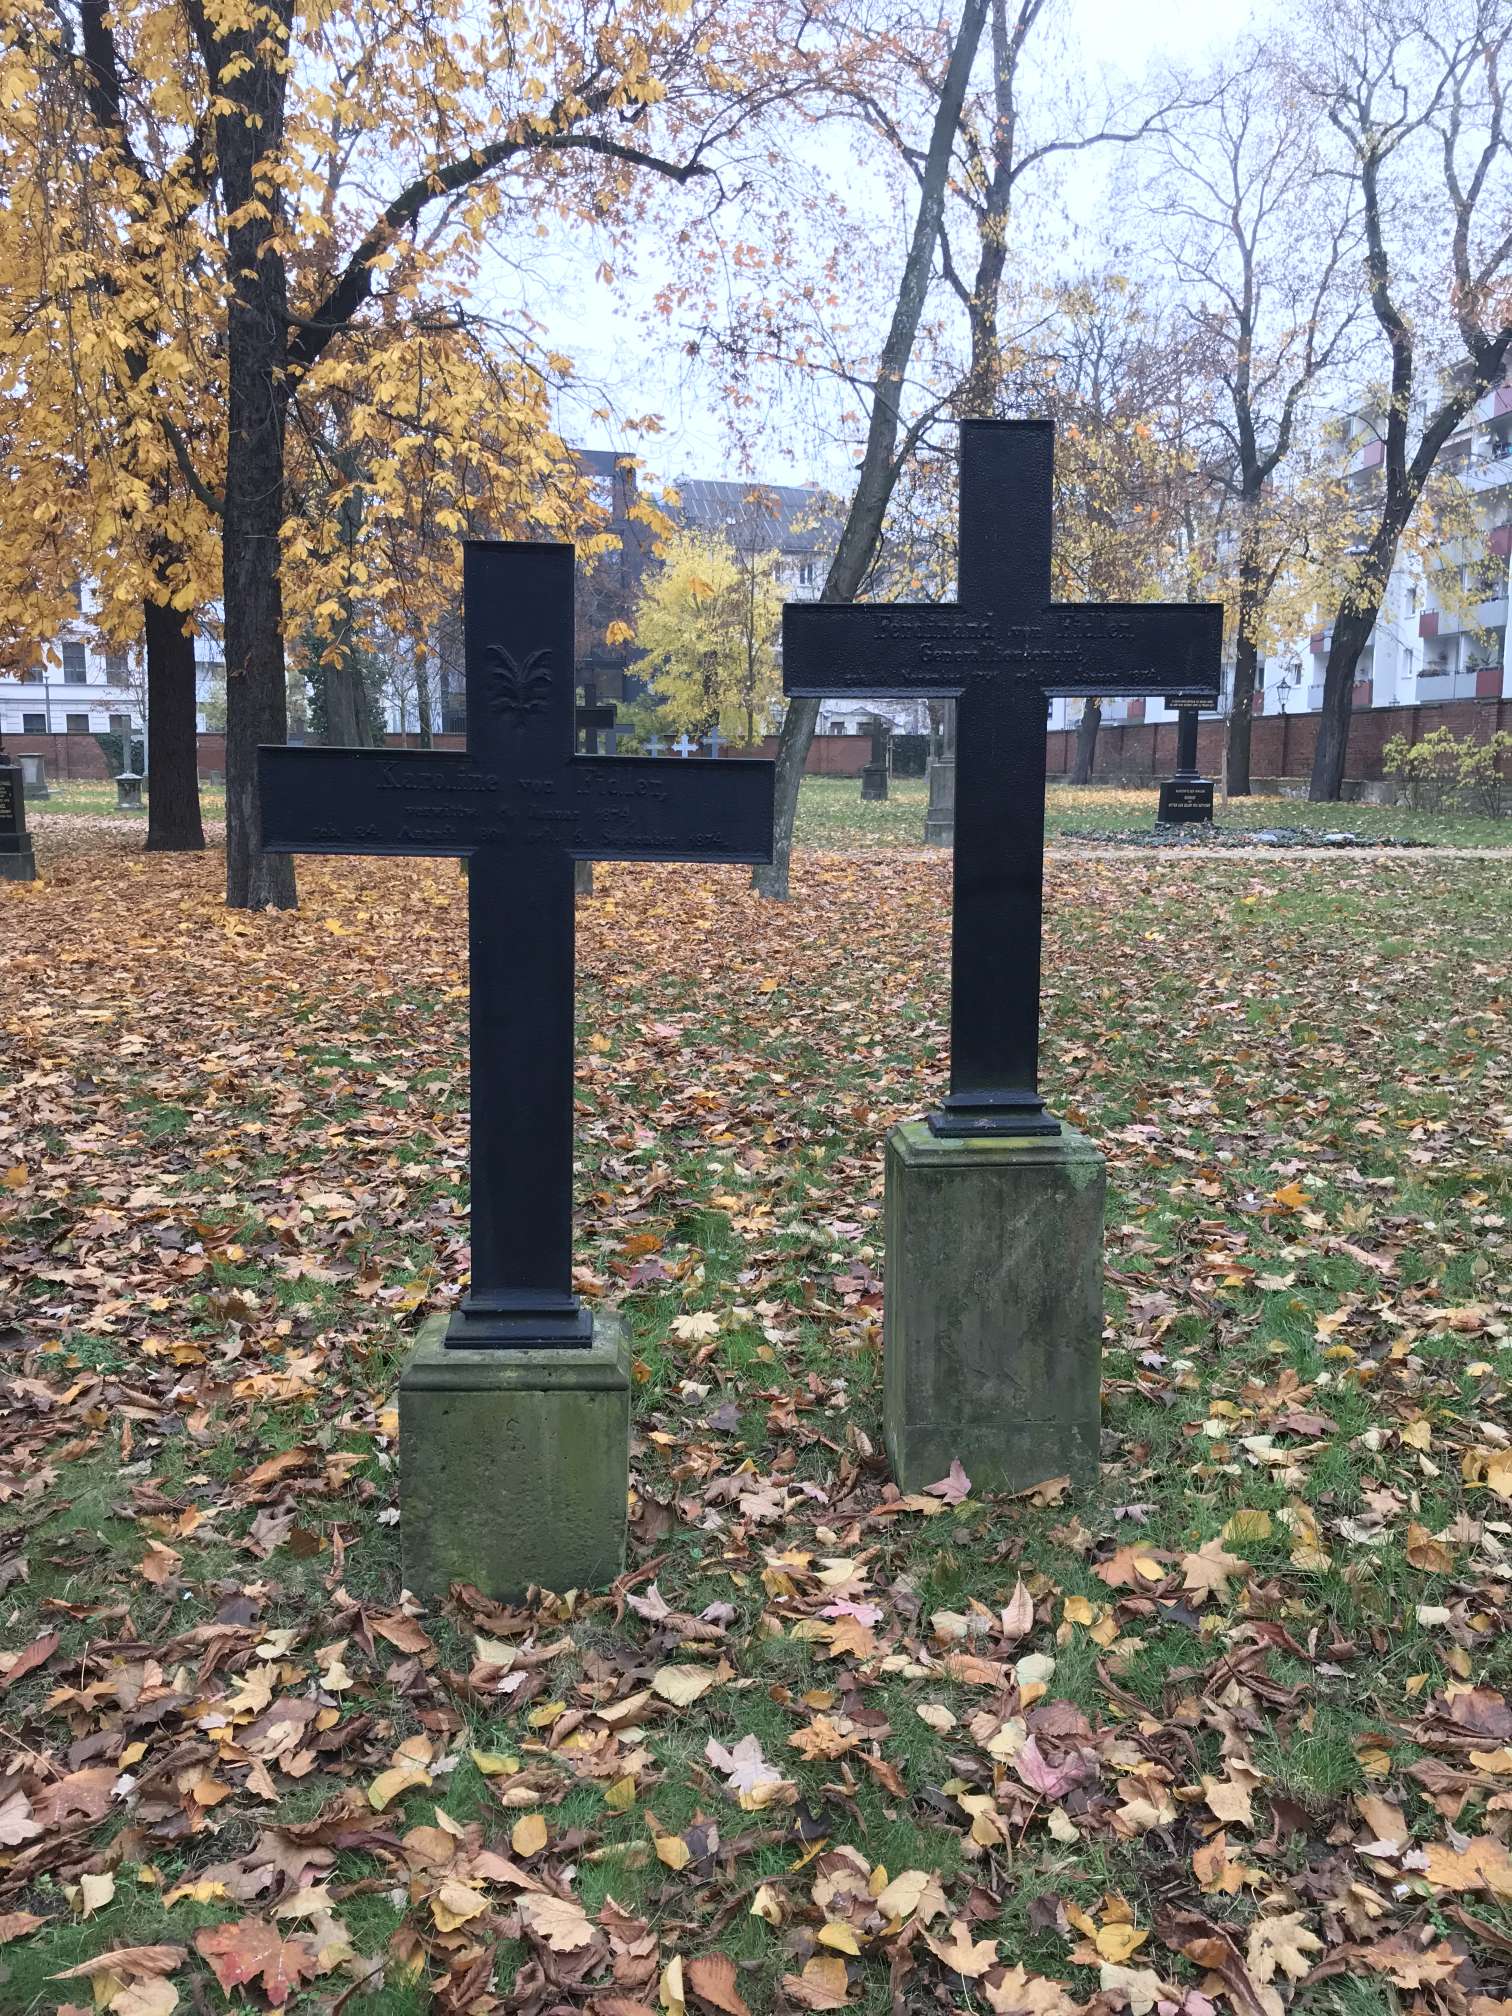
982, 1966, 1086, 2015
511, 1812, 548, 1858
651, 1664, 718, 1707
686, 1952, 752, 2016
1202, 1771, 1255, 1829
875, 1868, 948, 1924
518, 1890, 596, 1951
111, 1982, 180, 2016
1245, 1912, 1323, 1987
51, 1946, 186, 1983
0, 1787, 41, 1845
780, 1954, 852, 2010
1181, 1538, 1245, 1601
195, 1921, 318, 2008
0, 1630, 59, 1691
0, 1911, 47, 1944
430, 1878, 487, 1932
367, 1763, 431, 1811
924, 1918, 1000, 1979
31, 1766, 116, 1828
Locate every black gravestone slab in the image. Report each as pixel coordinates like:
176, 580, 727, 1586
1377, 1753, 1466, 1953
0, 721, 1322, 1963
1158, 777, 1216, 822
1158, 701, 1214, 824
260, 543, 775, 1348
0, 762, 36, 880
782, 419, 1223, 1136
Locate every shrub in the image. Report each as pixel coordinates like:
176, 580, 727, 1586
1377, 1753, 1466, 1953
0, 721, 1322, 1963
1382, 725, 1512, 816
1458, 729, 1512, 818
1382, 727, 1464, 812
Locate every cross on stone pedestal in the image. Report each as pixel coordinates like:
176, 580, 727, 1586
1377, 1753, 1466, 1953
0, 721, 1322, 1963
672, 732, 699, 759
783, 419, 1222, 1137
260, 542, 775, 1349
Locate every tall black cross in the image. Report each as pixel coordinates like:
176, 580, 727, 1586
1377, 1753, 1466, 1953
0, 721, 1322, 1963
260, 543, 774, 1348
783, 420, 1222, 1137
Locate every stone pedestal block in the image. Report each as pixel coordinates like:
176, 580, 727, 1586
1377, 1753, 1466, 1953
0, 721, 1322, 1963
860, 762, 889, 802
399, 1310, 630, 1600
1157, 776, 1214, 823
883, 1120, 1105, 1494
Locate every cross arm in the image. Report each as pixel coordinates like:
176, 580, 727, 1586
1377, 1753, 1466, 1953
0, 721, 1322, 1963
1034, 601, 1223, 700
258, 745, 481, 856
782, 602, 982, 697
570, 756, 774, 864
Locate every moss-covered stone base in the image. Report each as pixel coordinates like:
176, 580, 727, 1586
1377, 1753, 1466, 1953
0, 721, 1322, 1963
884, 1120, 1105, 1494
399, 1311, 630, 1601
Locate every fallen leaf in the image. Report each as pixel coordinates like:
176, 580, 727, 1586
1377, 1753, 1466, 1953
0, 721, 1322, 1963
686, 1952, 752, 2016
195, 1921, 318, 2008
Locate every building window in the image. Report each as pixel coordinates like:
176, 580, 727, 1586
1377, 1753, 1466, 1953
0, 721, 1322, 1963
105, 650, 128, 681
70, 579, 84, 612
22, 713, 45, 733
62, 641, 87, 681
798, 561, 814, 588
66, 712, 90, 733
109, 713, 131, 736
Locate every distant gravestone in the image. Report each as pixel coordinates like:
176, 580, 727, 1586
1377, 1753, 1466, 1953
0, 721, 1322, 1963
781, 420, 1221, 1498
673, 731, 699, 759
1157, 701, 1215, 824
706, 725, 724, 759
646, 733, 664, 757
259, 541, 775, 1599
18, 754, 49, 801
0, 740, 37, 881
116, 772, 144, 811
923, 704, 954, 844
860, 715, 890, 801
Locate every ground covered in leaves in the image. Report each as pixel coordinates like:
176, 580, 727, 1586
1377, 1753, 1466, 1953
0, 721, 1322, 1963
2, 818, 1510, 2016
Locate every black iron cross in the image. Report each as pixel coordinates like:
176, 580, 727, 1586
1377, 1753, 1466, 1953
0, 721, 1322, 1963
260, 543, 774, 1348
783, 419, 1221, 1137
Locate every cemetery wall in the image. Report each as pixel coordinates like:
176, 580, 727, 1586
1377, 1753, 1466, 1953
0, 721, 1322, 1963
1046, 697, 1512, 790
7, 732, 113, 781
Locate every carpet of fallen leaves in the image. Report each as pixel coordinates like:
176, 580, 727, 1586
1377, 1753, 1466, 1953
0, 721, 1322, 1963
2, 817, 1511, 2016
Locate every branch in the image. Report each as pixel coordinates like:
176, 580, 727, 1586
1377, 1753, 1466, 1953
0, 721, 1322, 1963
287, 126, 712, 378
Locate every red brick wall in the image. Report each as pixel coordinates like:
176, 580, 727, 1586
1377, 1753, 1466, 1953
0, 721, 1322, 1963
8, 733, 112, 781
1046, 698, 1512, 784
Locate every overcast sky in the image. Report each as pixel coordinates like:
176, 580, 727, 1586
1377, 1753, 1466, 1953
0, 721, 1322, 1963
531, 0, 1263, 493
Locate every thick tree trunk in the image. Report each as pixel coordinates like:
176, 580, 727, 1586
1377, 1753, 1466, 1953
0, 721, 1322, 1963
1069, 699, 1101, 784
218, 3, 297, 910
1227, 626, 1259, 797
415, 658, 433, 750
1308, 603, 1377, 802
321, 657, 372, 747
143, 598, 204, 851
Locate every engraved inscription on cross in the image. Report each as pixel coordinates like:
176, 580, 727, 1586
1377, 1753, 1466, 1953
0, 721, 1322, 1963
783, 419, 1222, 1137
260, 542, 775, 1348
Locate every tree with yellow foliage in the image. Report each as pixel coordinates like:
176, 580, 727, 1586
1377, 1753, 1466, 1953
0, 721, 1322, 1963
4, 0, 789, 904
634, 531, 783, 746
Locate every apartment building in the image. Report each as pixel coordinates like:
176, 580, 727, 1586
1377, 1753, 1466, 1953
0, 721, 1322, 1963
0, 580, 225, 742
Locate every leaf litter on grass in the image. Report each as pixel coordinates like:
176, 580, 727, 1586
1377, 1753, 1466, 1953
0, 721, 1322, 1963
0, 839, 1510, 2013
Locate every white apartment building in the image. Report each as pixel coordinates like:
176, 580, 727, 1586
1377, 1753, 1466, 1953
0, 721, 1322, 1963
0, 581, 225, 742
1261, 371, 1512, 716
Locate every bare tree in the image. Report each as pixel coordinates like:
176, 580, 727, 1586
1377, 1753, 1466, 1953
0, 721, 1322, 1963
1150, 46, 1361, 794
1302, 0, 1512, 801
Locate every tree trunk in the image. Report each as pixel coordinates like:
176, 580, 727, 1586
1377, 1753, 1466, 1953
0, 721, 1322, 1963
754, 0, 991, 899
1069, 699, 1101, 784
1308, 603, 1377, 802
1227, 626, 1259, 797
415, 657, 433, 750
143, 597, 205, 851
218, 2, 297, 911
321, 657, 372, 747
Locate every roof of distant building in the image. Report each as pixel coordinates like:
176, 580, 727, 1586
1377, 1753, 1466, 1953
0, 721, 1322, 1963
670, 477, 836, 554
